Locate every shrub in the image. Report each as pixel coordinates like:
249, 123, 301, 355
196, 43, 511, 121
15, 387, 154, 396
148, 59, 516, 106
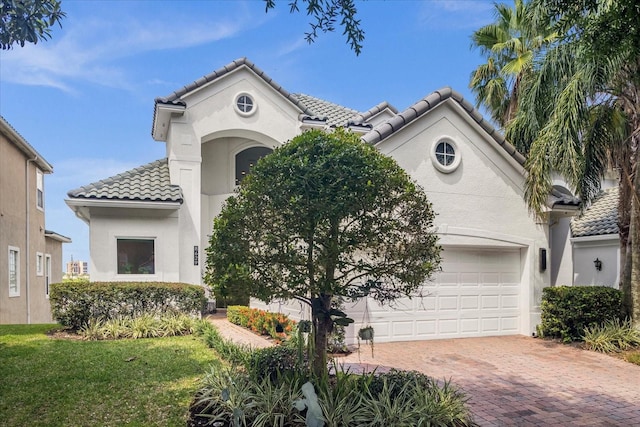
583, 318, 640, 352
625, 353, 640, 366
538, 286, 623, 342
247, 345, 304, 382
50, 281, 206, 330
227, 306, 296, 341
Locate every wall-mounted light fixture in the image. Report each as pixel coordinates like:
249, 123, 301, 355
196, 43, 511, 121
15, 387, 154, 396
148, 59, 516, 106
539, 248, 547, 272
594, 258, 602, 271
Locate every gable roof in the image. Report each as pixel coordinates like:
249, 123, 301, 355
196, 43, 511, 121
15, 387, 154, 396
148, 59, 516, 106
571, 187, 618, 237
0, 116, 53, 173
67, 158, 183, 203
361, 87, 526, 167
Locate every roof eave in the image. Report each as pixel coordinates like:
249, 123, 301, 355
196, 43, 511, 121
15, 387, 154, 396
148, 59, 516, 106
0, 116, 53, 172
65, 198, 182, 210
152, 103, 186, 142
44, 230, 72, 243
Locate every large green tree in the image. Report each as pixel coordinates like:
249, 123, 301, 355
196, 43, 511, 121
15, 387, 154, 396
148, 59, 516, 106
506, 0, 640, 325
470, 0, 557, 128
0, 0, 65, 49
205, 129, 441, 377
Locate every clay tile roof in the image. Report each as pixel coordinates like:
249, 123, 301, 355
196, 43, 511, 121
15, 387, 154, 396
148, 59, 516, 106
293, 93, 361, 127
361, 87, 526, 167
67, 158, 182, 203
571, 187, 619, 237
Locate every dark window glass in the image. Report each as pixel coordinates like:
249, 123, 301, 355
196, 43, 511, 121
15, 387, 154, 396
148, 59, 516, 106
235, 147, 273, 185
117, 239, 154, 274
435, 141, 455, 166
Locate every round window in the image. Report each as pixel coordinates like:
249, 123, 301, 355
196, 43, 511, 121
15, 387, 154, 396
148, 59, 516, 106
430, 136, 461, 173
235, 93, 256, 116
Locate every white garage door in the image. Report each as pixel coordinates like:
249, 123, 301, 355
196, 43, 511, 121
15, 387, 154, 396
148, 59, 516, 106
365, 248, 522, 342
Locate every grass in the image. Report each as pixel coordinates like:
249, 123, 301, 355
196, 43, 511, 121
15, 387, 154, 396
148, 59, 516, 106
0, 324, 220, 427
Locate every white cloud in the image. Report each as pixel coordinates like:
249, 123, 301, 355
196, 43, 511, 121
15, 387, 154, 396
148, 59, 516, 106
0, 8, 249, 93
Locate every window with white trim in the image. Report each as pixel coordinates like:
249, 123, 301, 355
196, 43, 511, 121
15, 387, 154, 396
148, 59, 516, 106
45, 254, 52, 298
117, 239, 155, 274
36, 169, 44, 210
430, 136, 461, 173
234, 93, 257, 117
8, 247, 20, 297
36, 252, 44, 276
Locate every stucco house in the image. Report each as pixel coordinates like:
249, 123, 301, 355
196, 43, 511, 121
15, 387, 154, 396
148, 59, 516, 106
1, 116, 70, 324
570, 185, 620, 287
66, 57, 584, 342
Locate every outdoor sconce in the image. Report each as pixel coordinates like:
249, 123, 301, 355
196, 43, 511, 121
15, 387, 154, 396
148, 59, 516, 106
594, 258, 602, 271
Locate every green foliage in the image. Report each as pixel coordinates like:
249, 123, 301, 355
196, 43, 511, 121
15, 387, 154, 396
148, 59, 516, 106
49, 281, 206, 330
470, 0, 557, 128
263, 0, 364, 55
189, 365, 473, 426
79, 313, 201, 341
626, 353, 640, 366
0, 0, 65, 49
247, 345, 306, 382
583, 318, 640, 353
205, 128, 440, 377
201, 325, 252, 366
227, 305, 296, 341
0, 324, 219, 427
539, 286, 624, 342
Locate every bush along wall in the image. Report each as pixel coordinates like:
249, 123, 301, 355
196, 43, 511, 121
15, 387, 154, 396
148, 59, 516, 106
49, 281, 206, 330
538, 285, 624, 342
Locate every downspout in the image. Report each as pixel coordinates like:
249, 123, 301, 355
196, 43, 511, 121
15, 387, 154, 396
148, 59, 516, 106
25, 156, 37, 324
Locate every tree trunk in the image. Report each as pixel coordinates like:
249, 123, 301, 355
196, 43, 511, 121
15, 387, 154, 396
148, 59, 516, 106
630, 162, 640, 328
311, 294, 332, 378
619, 163, 633, 317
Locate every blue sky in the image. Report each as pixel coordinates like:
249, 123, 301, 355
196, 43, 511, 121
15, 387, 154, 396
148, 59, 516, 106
0, 0, 496, 270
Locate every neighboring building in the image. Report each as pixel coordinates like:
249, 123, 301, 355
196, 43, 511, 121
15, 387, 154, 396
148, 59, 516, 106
0, 116, 71, 324
66, 57, 580, 342
65, 259, 89, 277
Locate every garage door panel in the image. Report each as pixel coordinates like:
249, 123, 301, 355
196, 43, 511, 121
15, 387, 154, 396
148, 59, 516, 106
365, 248, 522, 342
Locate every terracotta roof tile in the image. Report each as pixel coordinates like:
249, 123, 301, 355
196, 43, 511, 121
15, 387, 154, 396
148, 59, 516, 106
67, 158, 182, 203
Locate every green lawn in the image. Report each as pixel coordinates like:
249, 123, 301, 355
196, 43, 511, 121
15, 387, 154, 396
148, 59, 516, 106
0, 324, 219, 427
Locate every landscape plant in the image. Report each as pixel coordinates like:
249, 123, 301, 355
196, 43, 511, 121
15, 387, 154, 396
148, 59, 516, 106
538, 285, 623, 342
188, 364, 473, 426
205, 128, 441, 377
583, 318, 640, 353
50, 281, 206, 330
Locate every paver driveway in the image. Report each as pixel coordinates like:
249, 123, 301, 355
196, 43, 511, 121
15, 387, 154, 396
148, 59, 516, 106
340, 336, 640, 426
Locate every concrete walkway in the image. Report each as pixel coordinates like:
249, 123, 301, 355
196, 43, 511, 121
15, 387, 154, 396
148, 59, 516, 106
207, 315, 640, 426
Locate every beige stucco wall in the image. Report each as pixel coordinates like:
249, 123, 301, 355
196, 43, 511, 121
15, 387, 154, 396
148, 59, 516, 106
0, 134, 49, 324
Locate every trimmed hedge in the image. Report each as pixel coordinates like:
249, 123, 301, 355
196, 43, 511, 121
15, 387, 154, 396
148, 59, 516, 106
50, 281, 206, 330
538, 285, 624, 342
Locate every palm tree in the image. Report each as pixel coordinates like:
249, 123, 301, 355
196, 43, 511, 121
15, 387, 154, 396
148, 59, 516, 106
469, 0, 557, 130
506, 0, 640, 326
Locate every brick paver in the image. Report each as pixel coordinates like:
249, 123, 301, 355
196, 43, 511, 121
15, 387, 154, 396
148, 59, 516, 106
339, 336, 640, 426
208, 316, 640, 426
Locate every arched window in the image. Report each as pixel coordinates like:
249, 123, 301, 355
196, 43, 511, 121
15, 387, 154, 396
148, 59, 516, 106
235, 146, 273, 185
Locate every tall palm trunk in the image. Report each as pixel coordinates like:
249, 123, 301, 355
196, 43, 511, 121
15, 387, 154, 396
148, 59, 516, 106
630, 164, 640, 327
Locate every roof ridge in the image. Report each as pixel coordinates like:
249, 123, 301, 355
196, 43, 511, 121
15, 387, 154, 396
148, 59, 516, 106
361, 87, 526, 166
